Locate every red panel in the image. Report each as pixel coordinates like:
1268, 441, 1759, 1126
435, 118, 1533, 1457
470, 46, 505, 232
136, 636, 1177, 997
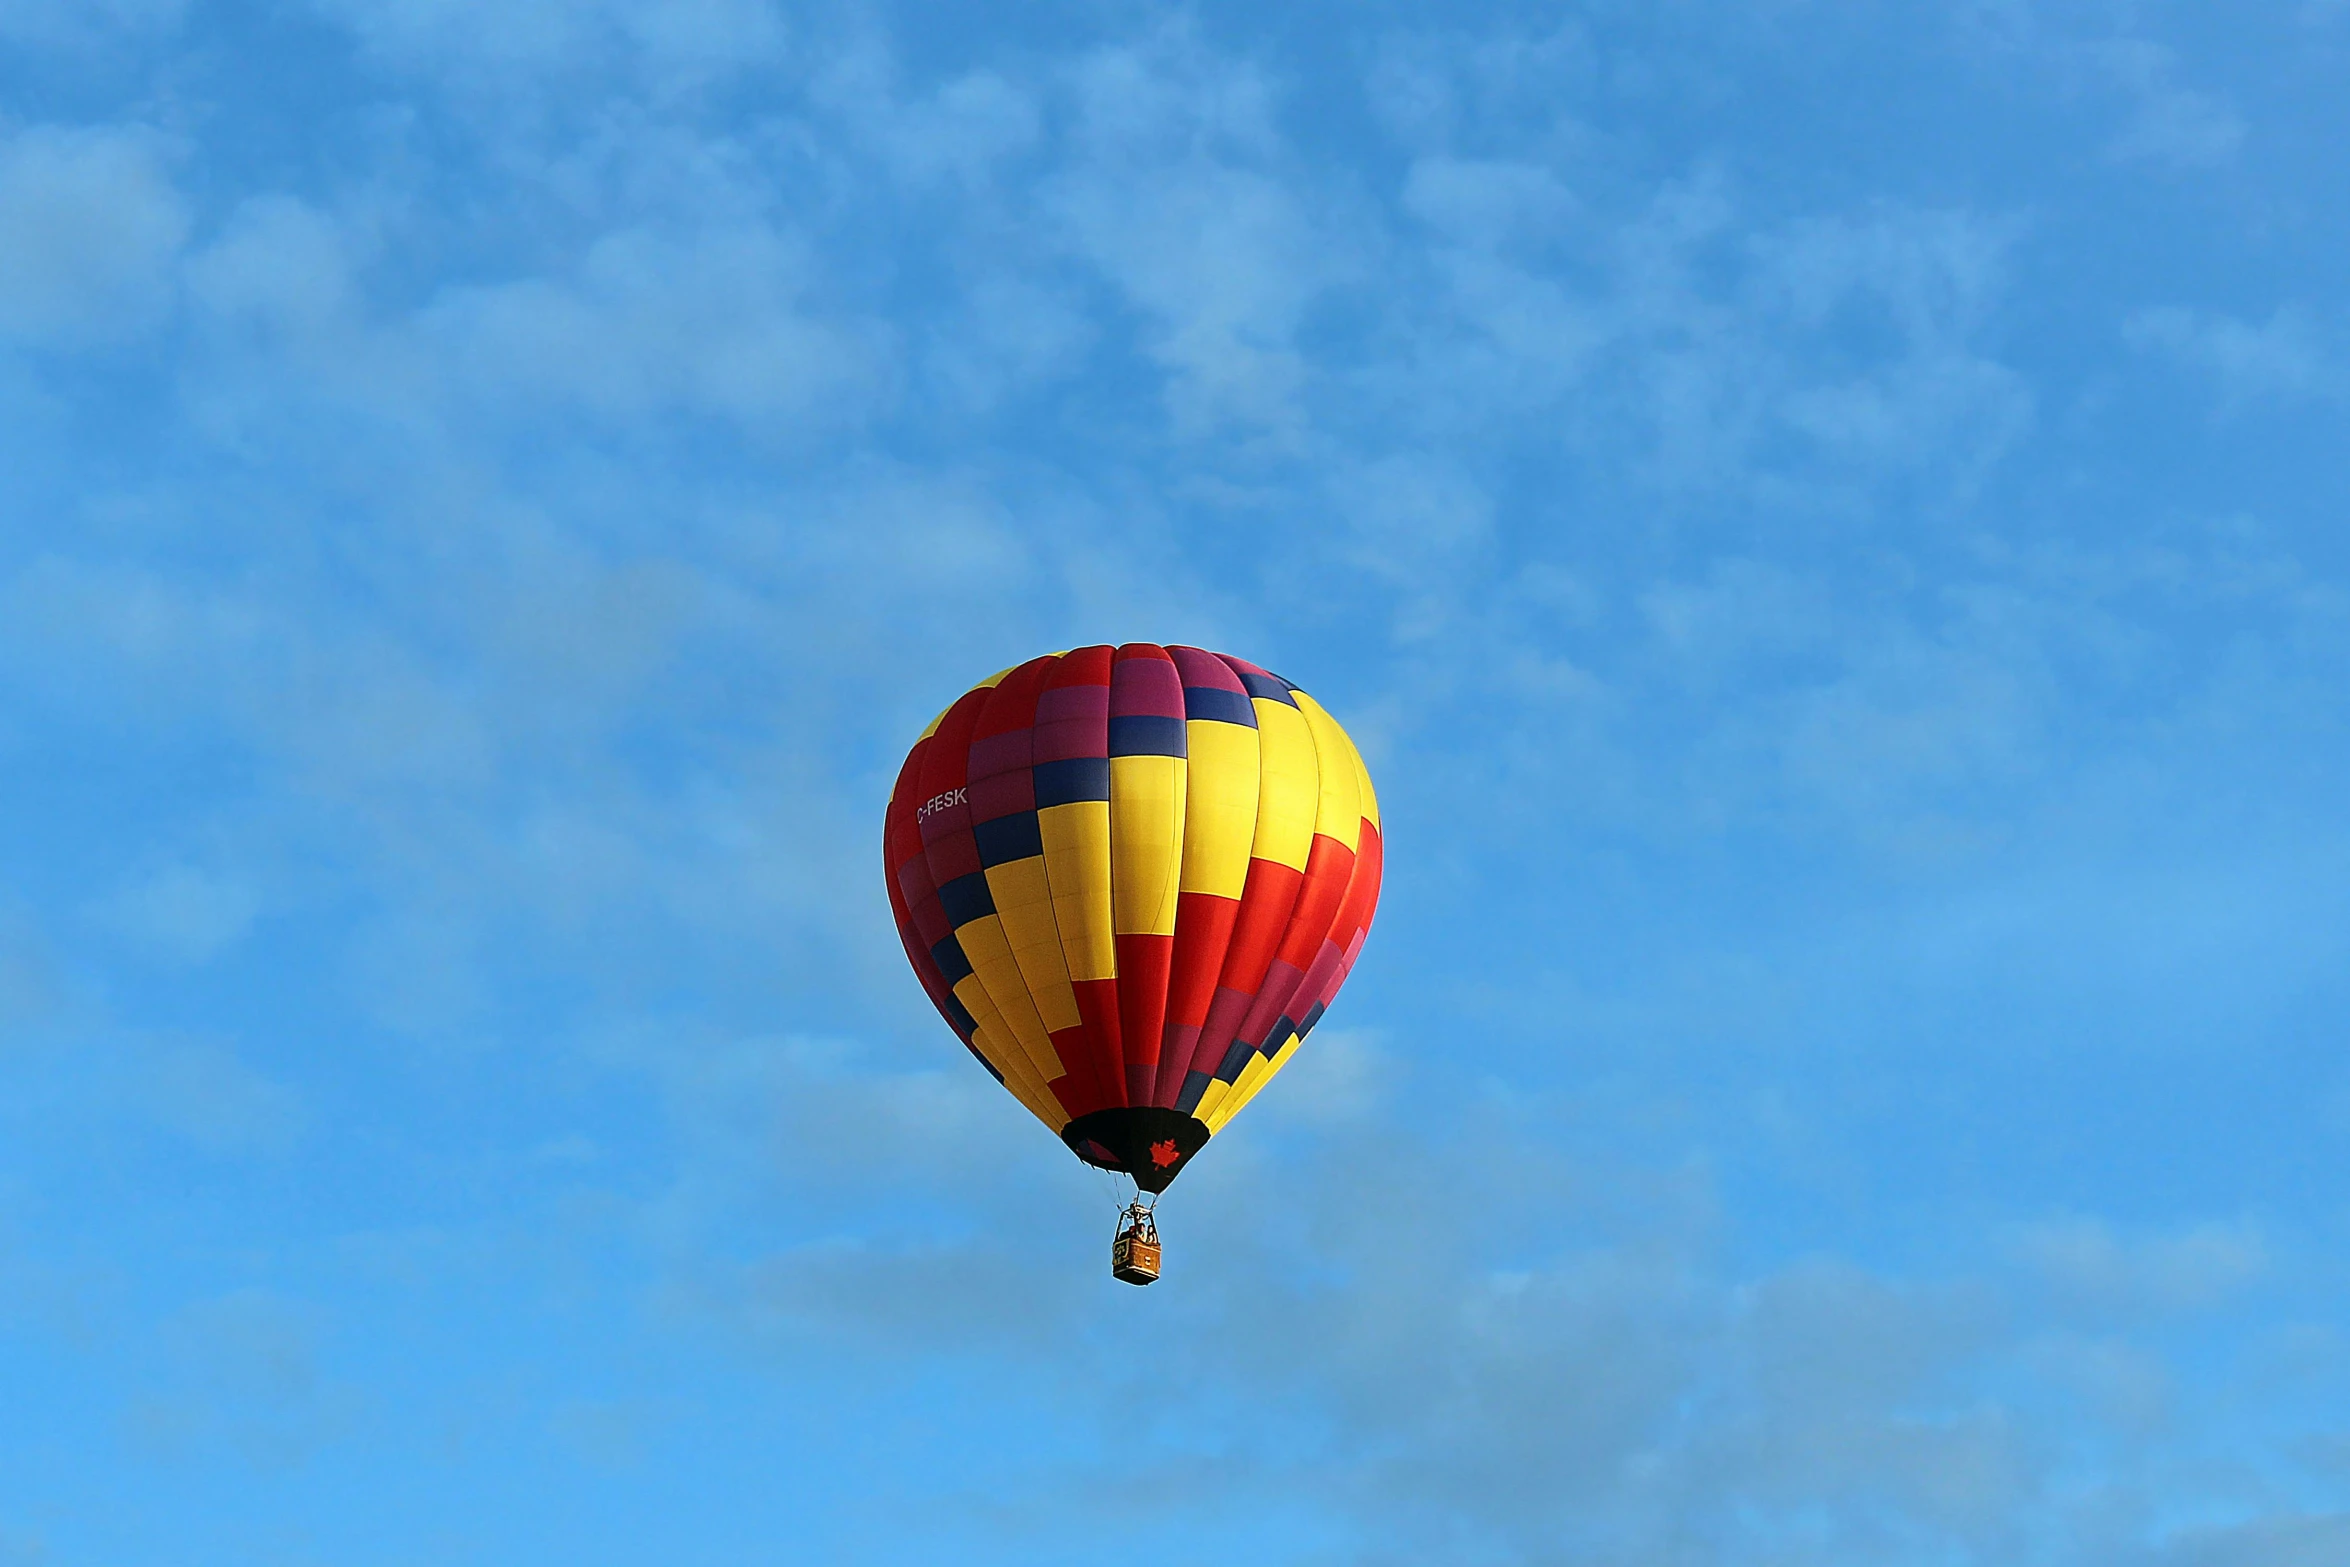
884, 735, 929, 876
884, 732, 979, 1057
1113, 931, 1174, 1106
1044, 644, 1114, 689
896, 856, 952, 949
1165, 892, 1241, 1027
1153, 890, 1240, 1105
1047, 1026, 1106, 1117
973, 656, 1054, 741
915, 687, 991, 858
1323, 821, 1383, 986
1233, 833, 1356, 1053
1217, 858, 1306, 993
1179, 856, 1304, 1082
1069, 977, 1125, 1107
1035, 649, 1112, 762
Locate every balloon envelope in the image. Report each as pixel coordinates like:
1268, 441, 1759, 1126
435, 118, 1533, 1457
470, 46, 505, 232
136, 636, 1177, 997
883, 645, 1383, 1190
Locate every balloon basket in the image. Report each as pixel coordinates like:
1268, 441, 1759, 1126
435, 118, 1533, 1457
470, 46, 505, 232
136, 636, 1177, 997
1111, 1203, 1161, 1286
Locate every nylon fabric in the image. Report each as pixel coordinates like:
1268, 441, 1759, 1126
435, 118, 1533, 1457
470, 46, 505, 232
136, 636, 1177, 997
882, 645, 1382, 1188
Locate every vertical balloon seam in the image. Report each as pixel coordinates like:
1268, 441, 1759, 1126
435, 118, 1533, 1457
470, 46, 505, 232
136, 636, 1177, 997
1032, 645, 1122, 1127
971, 656, 1098, 1116
948, 759, 1077, 1112
1064, 645, 1132, 1118
1155, 645, 1261, 1110
1107, 644, 1191, 1107
912, 766, 1064, 1127
1012, 649, 1115, 1119
1013, 649, 1111, 1136
1204, 684, 1363, 1128
1213, 738, 1381, 1131
1019, 649, 1121, 1123
913, 689, 1005, 1072
1183, 659, 1319, 1123
884, 747, 976, 1064
920, 682, 1075, 1120
889, 729, 1063, 1129
1173, 653, 1315, 1119
886, 738, 973, 1061
1330, 739, 1384, 1014
1233, 677, 1349, 1073
1273, 686, 1371, 1050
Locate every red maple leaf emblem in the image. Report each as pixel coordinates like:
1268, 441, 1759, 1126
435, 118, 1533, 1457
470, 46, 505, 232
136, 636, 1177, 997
1148, 1139, 1181, 1168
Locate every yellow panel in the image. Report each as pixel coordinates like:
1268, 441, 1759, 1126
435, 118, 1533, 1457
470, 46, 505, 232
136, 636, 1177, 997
1110, 754, 1185, 937
1178, 720, 1260, 899
1250, 698, 1319, 872
1206, 1033, 1300, 1131
1190, 1077, 1233, 1124
954, 978, 1063, 1125
1038, 800, 1116, 982
983, 1031, 1065, 1130
1294, 692, 1364, 852
1351, 735, 1380, 832
954, 913, 1066, 1085
984, 856, 1083, 1034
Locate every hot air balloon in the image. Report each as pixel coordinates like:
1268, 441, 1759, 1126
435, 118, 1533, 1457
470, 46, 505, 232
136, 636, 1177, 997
882, 645, 1384, 1284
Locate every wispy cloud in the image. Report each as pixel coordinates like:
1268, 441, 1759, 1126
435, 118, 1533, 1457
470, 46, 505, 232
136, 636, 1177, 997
2128, 305, 2342, 408
0, 123, 186, 347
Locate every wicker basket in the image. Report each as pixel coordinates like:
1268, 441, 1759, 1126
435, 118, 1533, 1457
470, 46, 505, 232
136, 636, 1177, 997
1111, 1229, 1162, 1285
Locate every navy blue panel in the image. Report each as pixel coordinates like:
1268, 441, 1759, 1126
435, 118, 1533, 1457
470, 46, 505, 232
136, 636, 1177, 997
973, 810, 1044, 868
1296, 999, 1327, 1038
962, 1040, 1005, 1083
938, 871, 996, 928
1176, 1069, 1213, 1115
1263, 1017, 1299, 1056
1033, 756, 1111, 807
1182, 686, 1257, 727
945, 992, 980, 1036
931, 936, 974, 986
1214, 1039, 1253, 1083
1239, 672, 1298, 706
1108, 714, 1187, 757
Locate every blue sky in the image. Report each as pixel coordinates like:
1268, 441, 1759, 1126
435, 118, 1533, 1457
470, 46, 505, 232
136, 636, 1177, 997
3, 1, 2349, 1562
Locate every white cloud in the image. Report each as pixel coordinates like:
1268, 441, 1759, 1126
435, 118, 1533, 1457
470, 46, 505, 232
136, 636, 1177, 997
418, 223, 891, 437
630, 1032, 2321, 1563
0, 0, 187, 49
1402, 156, 1581, 250
2094, 40, 2245, 168
186, 196, 363, 340
815, 51, 1042, 188
0, 123, 187, 347
2128, 305, 2339, 408
0, 11, 2343, 1553
1374, 137, 2029, 507
2153, 1514, 2350, 1567
92, 863, 260, 966
306, 0, 788, 90
0, 908, 66, 1035
2027, 1332, 2174, 1434
1047, 39, 1360, 438
136, 1039, 307, 1153
2013, 1217, 2270, 1317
